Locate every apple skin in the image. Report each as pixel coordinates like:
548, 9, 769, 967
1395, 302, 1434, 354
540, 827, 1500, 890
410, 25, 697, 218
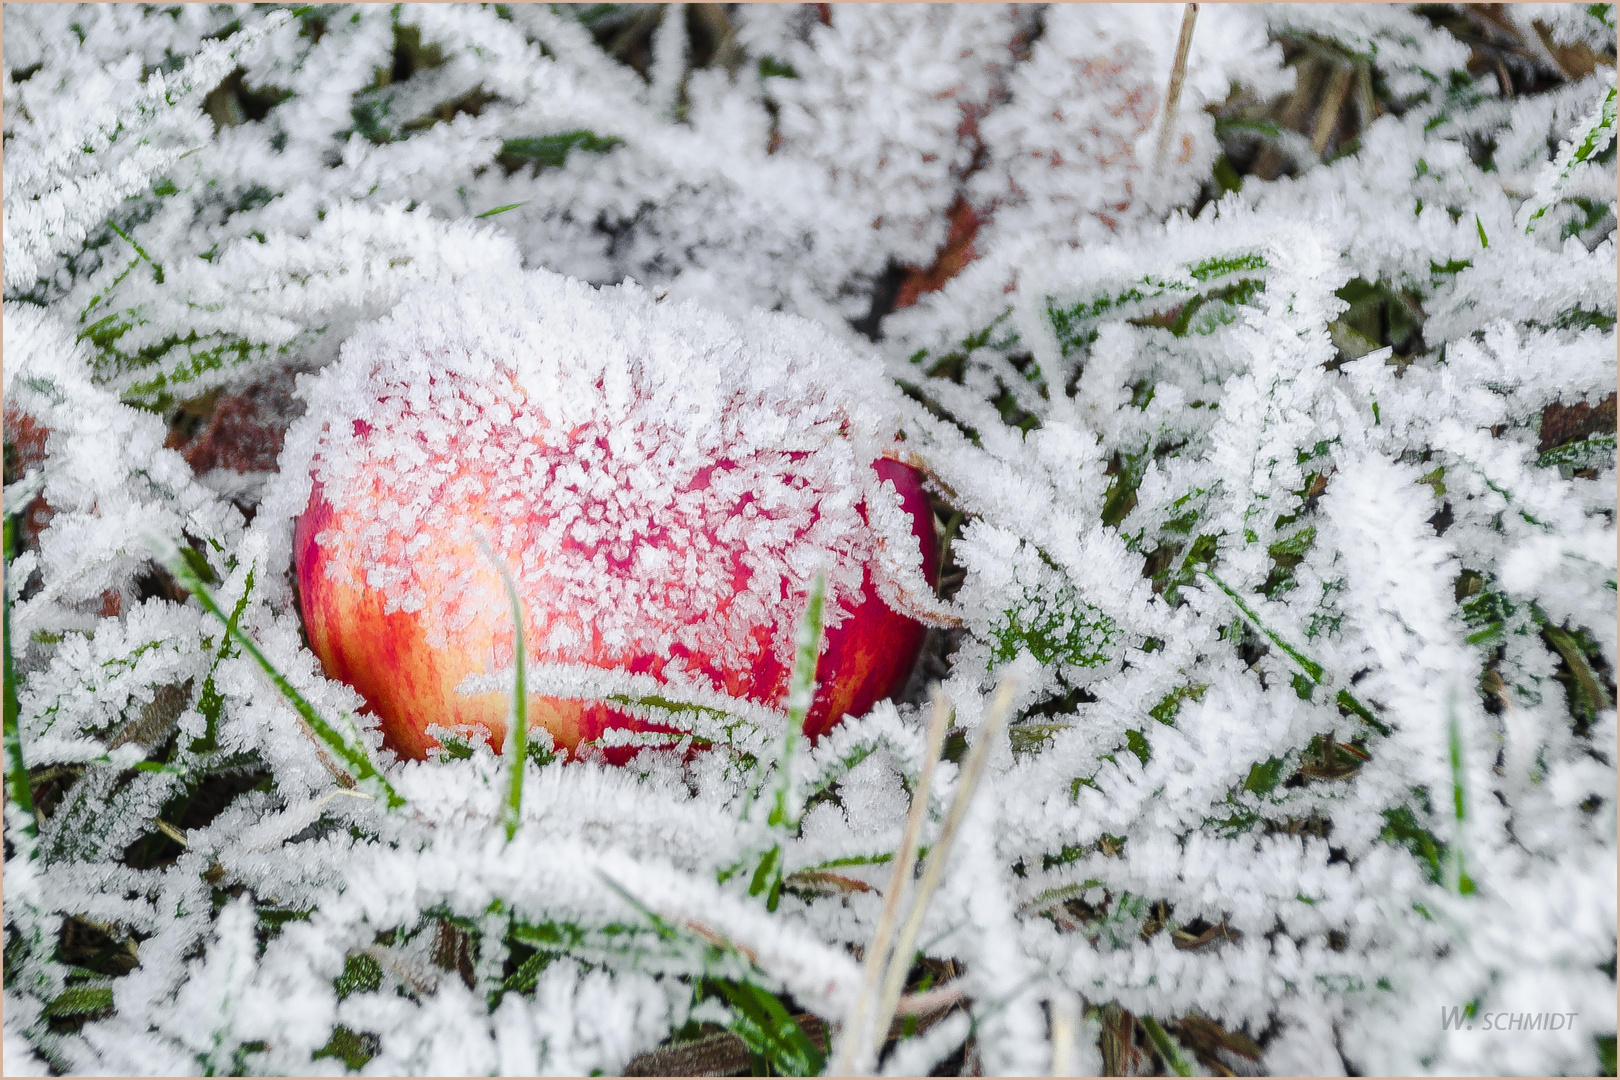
293, 454, 937, 761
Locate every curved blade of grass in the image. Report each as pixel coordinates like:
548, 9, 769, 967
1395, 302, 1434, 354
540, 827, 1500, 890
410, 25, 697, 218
163, 540, 404, 810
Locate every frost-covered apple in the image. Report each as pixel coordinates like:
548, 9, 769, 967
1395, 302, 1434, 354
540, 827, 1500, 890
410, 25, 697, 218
284, 271, 949, 761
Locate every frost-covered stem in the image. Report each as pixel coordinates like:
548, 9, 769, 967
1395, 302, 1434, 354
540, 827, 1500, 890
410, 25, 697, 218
650, 3, 689, 119
1520, 70, 1617, 232
872, 680, 1016, 1056
1155, 3, 1200, 168
3, 513, 38, 843
830, 687, 953, 1076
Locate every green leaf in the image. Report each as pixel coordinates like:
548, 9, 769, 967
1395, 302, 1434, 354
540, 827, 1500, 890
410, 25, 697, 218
1524, 80, 1617, 233
314, 1026, 378, 1072
747, 845, 780, 898
758, 56, 798, 79
192, 564, 255, 754
1381, 800, 1444, 884
1542, 619, 1615, 729
1244, 756, 1286, 796
500, 130, 622, 169
1044, 250, 1268, 356
987, 551, 1120, 673
710, 979, 827, 1077
334, 952, 384, 998
1148, 684, 1206, 725
1538, 432, 1616, 471
45, 985, 114, 1018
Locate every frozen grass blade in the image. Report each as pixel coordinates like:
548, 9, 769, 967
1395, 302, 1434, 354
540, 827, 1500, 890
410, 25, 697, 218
1201, 567, 1384, 732
733, 572, 826, 911
163, 540, 405, 810
1520, 73, 1617, 233
711, 979, 828, 1077
3, 510, 38, 843
830, 686, 953, 1076
598, 870, 828, 1075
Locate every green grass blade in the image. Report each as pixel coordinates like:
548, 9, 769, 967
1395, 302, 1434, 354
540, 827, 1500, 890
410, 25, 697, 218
1139, 1015, 1194, 1077
1203, 569, 1324, 682
770, 570, 826, 829
1202, 568, 1383, 729
475, 202, 527, 219
492, 556, 529, 842
1447, 701, 1475, 896
165, 542, 405, 810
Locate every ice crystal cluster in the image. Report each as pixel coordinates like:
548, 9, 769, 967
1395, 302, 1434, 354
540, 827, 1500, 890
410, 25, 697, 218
2, 3, 1615, 1077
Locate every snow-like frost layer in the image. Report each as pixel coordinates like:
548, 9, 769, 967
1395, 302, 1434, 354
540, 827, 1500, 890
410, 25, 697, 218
266, 269, 938, 687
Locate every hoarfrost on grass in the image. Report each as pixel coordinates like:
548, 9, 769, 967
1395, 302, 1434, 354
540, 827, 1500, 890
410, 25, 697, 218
2, 3, 1614, 1077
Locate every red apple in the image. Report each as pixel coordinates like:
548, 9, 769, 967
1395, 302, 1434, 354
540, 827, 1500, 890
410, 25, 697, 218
288, 281, 942, 762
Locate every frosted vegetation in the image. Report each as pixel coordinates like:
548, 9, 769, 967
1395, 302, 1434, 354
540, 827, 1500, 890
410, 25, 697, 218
2, 4, 1615, 1076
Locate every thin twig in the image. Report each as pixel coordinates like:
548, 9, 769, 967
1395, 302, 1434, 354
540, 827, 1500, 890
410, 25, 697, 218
896, 979, 967, 1018
1050, 990, 1080, 1077
830, 688, 953, 1076
1311, 62, 1355, 156
150, 817, 189, 849
1155, 3, 1200, 169
870, 680, 1017, 1066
